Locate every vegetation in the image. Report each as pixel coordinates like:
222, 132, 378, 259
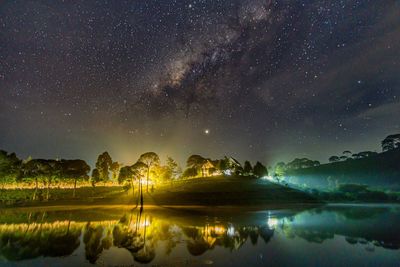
1, 132, 399, 206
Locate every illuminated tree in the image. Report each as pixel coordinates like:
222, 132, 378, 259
60, 160, 90, 197
110, 161, 121, 182
138, 152, 160, 192
131, 161, 148, 207
165, 156, 181, 180
118, 166, 137, 198
0, 150, 21, 188
91, 169, 100, 187
95, 152, 113, 185
19, 159, 52, 200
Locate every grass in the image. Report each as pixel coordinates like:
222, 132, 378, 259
150, 176, 320, 206
0, 186, 128, 207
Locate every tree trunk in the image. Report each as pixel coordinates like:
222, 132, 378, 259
140, 177, 144, 207
73, 179, 77, 198
46, 180, 50, 201
146, 167, 150, 193
33, 178, 38, 200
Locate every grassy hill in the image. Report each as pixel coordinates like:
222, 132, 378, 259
149, 176, 319, 206
284, 148, 400, 191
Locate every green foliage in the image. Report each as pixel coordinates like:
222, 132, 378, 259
95, 152, 113, 184
0, 150, 21, 187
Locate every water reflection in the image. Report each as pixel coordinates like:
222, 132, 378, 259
0, 205, 399, 266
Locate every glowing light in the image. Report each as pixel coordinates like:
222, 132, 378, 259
267, 217, 279, 229
204, 129, 210, 135
227, 226, 235, 237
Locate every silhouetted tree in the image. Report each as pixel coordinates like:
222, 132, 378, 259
138, 152, 160, 192
131, 161, 148, 207
329, 156, 340, 163
186, 155, 207, 177
253, 162, 268, 178
381, 134, 400, 151
243, 161, 253, 175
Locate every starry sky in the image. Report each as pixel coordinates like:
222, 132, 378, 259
1, 0, 399, 166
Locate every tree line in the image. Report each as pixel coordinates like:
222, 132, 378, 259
0, 149, 269, 203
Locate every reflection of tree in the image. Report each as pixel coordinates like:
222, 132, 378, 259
83, 223, 113, 264
0, 219, 81, 261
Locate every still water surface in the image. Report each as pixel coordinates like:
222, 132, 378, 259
0, 204, 399, 267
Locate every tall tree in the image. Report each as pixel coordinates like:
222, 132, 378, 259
118, 166, 136, 198
131, 161, 148, 208
95, 152, 113, 185
138, 152, 160, 193
60, 159, 90, 197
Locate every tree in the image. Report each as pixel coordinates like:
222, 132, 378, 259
381, 134, 400, 151
131, 161, 148, 207
243, 161, 253, 176
44, 160, 62, 200
60, 159, 90, 197
329, 156, 340, 163
95, 152, 113, 185
182, 167, 197, 178
0, 150, 21, 188
253, 162, 268, 178
110, 161, 121, 182
118, 166, 136, 197
343, 150, 352, 156
165, 156, 181, 180
274, 162, 286, 177
186, 155, 207, 177
138, 152, 160, 193
19, 159, 52, 200
91, 169, 100, 187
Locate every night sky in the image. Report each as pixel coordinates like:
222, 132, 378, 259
1, 0, 399, 166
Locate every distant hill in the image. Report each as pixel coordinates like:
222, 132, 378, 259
150, 176, 320, 206
284, 148, 400, 191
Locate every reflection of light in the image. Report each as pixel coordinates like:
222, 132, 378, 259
267, 217, 278, 229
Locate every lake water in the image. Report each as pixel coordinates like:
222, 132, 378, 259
0, 204, 399, 266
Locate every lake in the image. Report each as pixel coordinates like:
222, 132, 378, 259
0, 204, 399, 266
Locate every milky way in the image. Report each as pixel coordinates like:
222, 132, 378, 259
1, 0, 399, 165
